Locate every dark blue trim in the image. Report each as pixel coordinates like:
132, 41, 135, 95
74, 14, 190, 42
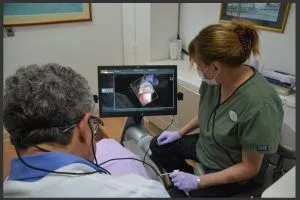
8, 152, 100, 182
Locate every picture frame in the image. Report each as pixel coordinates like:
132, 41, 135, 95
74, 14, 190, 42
3, 3, 92, 27
219, 3, 291, 32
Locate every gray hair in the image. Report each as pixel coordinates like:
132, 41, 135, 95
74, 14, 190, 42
3, 63, 95, 150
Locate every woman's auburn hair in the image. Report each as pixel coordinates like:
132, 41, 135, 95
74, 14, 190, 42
189, 19, 260, 68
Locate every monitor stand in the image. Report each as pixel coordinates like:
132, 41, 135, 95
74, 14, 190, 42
133, 116, 143, 125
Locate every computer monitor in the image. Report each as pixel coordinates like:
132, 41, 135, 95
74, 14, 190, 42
98, 65, 177, 118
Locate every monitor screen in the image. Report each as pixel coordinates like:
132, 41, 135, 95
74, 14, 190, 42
98, 65, 177, 117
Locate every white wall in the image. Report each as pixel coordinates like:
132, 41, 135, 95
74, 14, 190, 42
122, 3, 136, 65
122, 3, 178, 65
134, 3, 151, 64
179, 3, 295, 75
150, 3, 178, 61
3, 3, 124, 94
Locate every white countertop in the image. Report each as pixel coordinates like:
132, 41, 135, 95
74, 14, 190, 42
261, 166, 295, 198
147, 59, 295, 131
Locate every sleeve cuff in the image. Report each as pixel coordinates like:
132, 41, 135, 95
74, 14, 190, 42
242, 143, 278, 154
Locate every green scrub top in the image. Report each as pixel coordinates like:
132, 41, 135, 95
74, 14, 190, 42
196, 67, 283, 171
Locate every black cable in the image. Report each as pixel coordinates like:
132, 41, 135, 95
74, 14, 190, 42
142, 115, 175, 165
176, 3, 189, 56
177, 3, 181, 40
89, 120, 99, 166
14, 145, 164, 185
13, 131, 162, 180
12, 124, 111, 176
24, 140, 51, 153
12, 118, 166, 183
211, 103, 237, 165
98, 157, 165, 184
14, 145, 110, 176
142, 147, 151, 165
182, 49, 189, 55
92, 139, 99, 166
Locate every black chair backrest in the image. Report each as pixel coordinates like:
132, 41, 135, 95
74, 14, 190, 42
278, 123, 295, 159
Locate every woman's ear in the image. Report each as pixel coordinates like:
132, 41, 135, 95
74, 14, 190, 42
77, 113, 91, 144
211, 61, 222, 72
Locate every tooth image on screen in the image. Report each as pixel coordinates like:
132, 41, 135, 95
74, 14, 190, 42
139, 93, 152, 105
131, 75, 158, 106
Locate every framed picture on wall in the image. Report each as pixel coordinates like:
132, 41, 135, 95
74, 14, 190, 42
219, 3, 291, 32
3, 3, 92, 27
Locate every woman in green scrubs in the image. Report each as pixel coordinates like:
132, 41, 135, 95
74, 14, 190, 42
150, 19, 283, 197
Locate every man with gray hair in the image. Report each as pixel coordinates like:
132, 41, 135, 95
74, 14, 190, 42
3, 63, 169, 198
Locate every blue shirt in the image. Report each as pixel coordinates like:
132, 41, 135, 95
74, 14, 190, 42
8, 152, 102, 182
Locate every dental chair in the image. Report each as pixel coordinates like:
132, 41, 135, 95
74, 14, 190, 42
120, 117, 165, 185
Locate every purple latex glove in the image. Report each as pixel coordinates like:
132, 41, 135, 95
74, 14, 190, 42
169, 170, 199, 192
157, 130, 181, 145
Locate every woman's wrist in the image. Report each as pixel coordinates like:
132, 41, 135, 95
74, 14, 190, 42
197, 177, 201, 188
178, 130, 186, 136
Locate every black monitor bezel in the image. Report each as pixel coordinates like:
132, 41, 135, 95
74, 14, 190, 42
97, 65, 177, 118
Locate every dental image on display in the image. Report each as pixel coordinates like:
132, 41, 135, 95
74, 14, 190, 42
130, 74, 159, 106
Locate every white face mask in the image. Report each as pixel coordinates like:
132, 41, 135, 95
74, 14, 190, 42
197, 67, 219, 85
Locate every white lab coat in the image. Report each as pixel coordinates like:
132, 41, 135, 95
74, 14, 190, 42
3, 163, 170, 198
